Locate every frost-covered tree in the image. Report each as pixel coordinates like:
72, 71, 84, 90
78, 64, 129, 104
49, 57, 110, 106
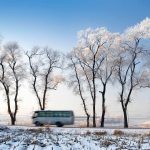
67, 49, 90, 127
97, 33, 119, 127
77, 28, 109, 127
26, 47, 63, 110
70, 27, 117, 127
0, 42, 25, 125
115, 18, 150, 128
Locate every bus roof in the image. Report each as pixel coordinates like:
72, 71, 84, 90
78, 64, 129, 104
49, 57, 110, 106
34, 110, 74, 113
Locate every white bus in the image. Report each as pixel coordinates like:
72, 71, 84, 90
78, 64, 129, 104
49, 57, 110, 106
32, 110, 74, 127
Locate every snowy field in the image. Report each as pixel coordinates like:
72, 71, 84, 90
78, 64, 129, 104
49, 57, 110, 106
0, 126, 150, 150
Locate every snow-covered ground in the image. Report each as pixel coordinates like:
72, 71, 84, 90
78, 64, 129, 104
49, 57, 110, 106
0, 126, 150, 150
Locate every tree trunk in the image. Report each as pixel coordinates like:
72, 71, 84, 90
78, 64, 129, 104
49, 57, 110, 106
100, 85, 106, 128
100, 101, 105, 127
6, 89, 16, 125
93, 101, 96, 127
123, 107, 128, 128
10, 116, 15, 125
86, 115, 90, 127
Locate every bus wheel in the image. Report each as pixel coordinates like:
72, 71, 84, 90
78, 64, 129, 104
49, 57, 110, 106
35, 121, 43, 126
56, 122, 63, 127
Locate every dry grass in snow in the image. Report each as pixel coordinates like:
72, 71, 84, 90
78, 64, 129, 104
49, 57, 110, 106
0, 126, 150, 149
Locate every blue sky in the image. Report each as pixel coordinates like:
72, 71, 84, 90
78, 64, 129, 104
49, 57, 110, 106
0, 0, 150, 52
0, 0, 150, 119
